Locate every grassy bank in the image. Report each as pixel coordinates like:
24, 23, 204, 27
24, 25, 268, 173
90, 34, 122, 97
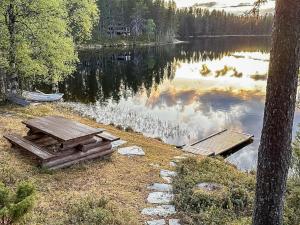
1, 103, 298, 224
0, 103, 180, 224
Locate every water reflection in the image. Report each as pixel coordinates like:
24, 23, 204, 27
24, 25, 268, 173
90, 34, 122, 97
47, 37, 300, 171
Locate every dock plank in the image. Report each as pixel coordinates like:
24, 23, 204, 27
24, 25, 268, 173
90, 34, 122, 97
183, 129, 253, 156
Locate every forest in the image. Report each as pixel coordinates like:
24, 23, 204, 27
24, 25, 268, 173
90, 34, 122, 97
92, 0, 273, 43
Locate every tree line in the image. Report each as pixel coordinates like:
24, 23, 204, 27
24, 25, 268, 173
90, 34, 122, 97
93, 0, 273, 43
177, 8, 273, 37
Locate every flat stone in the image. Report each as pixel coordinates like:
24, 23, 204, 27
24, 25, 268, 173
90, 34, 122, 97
162, 176, 173, 184
171, 159, 181, 163
147, 192, 174, 204
169, 219, 181, 225
142, 205, 176, 217
170, 161, 177, 167
118, 146, 145, 156
195, 182, 223, 192
149, 163, 160, 168
160, 169, 177, 177
145, 219, 166, 225
111, 140, 127, 149
173, 155, 188, 160
147, 183, 173, 192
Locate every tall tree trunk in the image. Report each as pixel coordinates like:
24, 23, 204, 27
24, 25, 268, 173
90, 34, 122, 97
253, 1, 300, 225
6, 2, 19, 95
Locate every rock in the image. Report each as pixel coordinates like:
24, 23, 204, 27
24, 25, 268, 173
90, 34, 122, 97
145, 219, 166, 225
117, 146, 145, 156
162, 176, 173, 184
141, 205, 176, 217
173, 155, 187, 160
111, 140, 127, 149
147, 183, 173, 192
170, 161, 177, 167
147, 192, 174, 204
195, 182, 223, 192
160, 169, 177, 177
169, 219, 181, 225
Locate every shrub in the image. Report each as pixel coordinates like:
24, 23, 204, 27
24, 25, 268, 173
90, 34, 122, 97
284, 182, 300, 225
68, 196, 138, 225
125, 126, 134, 132
0, 182, 35, 225
115, 125, 123, 130
173, 157, 255, 225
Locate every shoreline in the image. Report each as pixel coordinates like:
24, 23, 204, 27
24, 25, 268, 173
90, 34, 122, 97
77, 39, 187, 50
188, 34, 271, 38
77, 35, 269, 50
0, 103, 260, 225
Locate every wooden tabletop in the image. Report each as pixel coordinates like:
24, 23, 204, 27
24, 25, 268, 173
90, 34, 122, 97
23, 116, 104, 142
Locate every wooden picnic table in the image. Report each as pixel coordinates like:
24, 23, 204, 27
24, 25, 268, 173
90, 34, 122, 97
23, 116, 105, 148
4, 116, 119, 170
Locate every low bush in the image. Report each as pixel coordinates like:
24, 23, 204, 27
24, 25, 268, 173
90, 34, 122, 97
173, 156, 300, 225
0, 181, 35, 225
173, 157, 255, 225
115, 125, 123, 130
68, 196, 138, 225
125, 126, 134, 132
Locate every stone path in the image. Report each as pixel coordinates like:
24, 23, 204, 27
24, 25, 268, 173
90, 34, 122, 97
142, 154, 191, 225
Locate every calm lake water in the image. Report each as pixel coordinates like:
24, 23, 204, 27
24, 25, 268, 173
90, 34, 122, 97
51, 37, 300, 171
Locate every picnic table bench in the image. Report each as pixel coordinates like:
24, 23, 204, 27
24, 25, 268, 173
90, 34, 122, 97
4, 116, 118, 170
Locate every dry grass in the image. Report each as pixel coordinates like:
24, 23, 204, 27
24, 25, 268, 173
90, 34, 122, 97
0, 103, 181, 224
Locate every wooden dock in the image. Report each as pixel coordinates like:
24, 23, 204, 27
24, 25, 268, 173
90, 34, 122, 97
182, 129, 254, 156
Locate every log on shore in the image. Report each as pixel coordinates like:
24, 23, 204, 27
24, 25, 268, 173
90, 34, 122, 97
43, 142, 112, 168
77, 140, 109, 152
47, 148, 114, 170
60, 137, 97, 150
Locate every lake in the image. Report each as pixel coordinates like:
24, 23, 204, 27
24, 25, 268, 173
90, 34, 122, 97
49, 37, 300, 171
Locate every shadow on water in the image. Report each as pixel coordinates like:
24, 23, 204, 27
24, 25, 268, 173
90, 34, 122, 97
29, 36, 271, 104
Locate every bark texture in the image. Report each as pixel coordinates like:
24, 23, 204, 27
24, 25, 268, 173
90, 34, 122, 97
5, 2, 19, 94
253, 1, 300, 225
